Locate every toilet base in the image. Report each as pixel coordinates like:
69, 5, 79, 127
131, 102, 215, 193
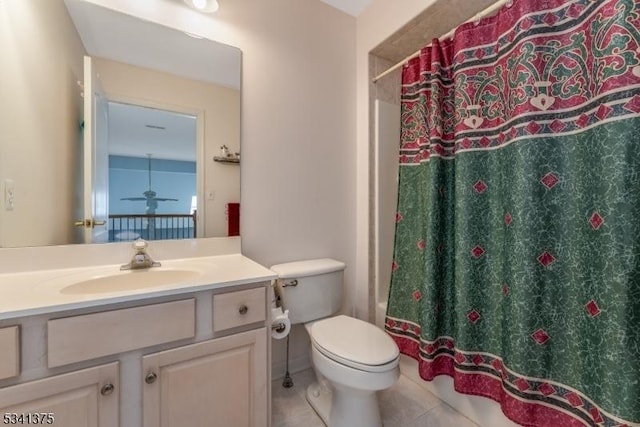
306, 381, 383, 427
306, 381, 331, 426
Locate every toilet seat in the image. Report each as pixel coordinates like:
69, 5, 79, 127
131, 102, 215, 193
309, 315, 399, 373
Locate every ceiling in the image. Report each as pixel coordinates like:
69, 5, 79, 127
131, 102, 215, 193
318, 0, 372, 16
64, 0, 241, 89
108, 103, 197, 162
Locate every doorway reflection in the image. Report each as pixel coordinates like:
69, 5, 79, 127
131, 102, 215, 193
107, 103, 197, 242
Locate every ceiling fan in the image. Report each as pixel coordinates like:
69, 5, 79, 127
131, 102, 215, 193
121, 154, 178, 214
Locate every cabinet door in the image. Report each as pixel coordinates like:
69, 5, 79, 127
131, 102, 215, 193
142, 328, 267, 427
0, 326, 19, 380
0, 362, 119, 427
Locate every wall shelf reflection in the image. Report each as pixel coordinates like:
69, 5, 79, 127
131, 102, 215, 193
213, 155, 240, 164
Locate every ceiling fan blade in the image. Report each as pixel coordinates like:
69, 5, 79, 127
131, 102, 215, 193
121, 197, 147, 201
153, 197, 179, 202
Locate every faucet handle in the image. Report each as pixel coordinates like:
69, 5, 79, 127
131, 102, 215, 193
133, 239, 148, 251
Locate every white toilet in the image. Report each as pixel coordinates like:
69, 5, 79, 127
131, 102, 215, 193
271, 258, 399, 427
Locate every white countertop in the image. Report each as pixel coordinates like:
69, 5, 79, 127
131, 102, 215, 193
0, 254, 277, 320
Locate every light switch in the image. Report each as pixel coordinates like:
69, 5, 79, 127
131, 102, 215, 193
207, 190, 215, 201
4, 179, 15, 211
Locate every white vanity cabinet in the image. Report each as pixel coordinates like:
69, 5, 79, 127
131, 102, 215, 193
0, 362, 119, 427
0, 281, 271, 427
142, 286, 268, 427
142, 328, 267, 427
0, 326, 19, 380
47, 299, 196, 368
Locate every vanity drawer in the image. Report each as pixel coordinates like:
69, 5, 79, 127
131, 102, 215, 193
48, 299, 195, 368
213, 287, 266, 332
0, 326, 20, 380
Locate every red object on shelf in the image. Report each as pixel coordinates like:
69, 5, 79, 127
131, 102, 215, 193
227, 203, 240, 236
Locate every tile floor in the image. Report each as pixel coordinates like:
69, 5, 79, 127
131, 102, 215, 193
272, 368, 480, 427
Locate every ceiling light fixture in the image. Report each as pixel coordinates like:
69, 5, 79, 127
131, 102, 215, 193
183, 0, 219, 13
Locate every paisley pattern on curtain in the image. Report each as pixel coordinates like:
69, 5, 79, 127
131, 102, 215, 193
385, 1, 640, 426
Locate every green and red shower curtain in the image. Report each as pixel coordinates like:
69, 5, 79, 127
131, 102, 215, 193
385, 0, 640, 425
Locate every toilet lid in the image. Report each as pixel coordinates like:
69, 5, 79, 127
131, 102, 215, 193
310, 315, 399, 371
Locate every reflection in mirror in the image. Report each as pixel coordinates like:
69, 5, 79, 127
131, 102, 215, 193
108, 103, 197, 242
0, 0, 241, 248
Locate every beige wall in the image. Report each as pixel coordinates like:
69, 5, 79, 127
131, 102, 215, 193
0, 0, 86, 247
83, 0, 357, 377
86, 0, 357, 289
94, 58, 240, 238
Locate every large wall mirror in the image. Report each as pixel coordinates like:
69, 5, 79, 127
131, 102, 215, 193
0, 0, 241, 248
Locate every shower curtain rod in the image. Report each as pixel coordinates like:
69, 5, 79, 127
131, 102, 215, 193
372, 0, 511, 83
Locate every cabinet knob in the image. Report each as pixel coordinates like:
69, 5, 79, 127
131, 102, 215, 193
238, 304, 248, 315
101, 383, 115, 396
145, 372, 158, 384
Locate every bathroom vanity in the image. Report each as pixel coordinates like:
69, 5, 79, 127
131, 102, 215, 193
0, 253, 276, 427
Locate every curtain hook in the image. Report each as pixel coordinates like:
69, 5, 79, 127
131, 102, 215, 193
506, 0, 513, 7
473, 13, 481, 26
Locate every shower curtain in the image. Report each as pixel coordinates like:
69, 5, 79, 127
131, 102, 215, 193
385, 0, 640, 426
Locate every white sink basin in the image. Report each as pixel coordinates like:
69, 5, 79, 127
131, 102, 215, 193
0, 254, 279, 321
37, 260, 213, 295
59, 268, 203, 295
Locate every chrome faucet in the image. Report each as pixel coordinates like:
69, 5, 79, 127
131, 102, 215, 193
120, 239, 161, 270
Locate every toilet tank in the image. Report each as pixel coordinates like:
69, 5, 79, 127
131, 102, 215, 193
270, 258, 345, 325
